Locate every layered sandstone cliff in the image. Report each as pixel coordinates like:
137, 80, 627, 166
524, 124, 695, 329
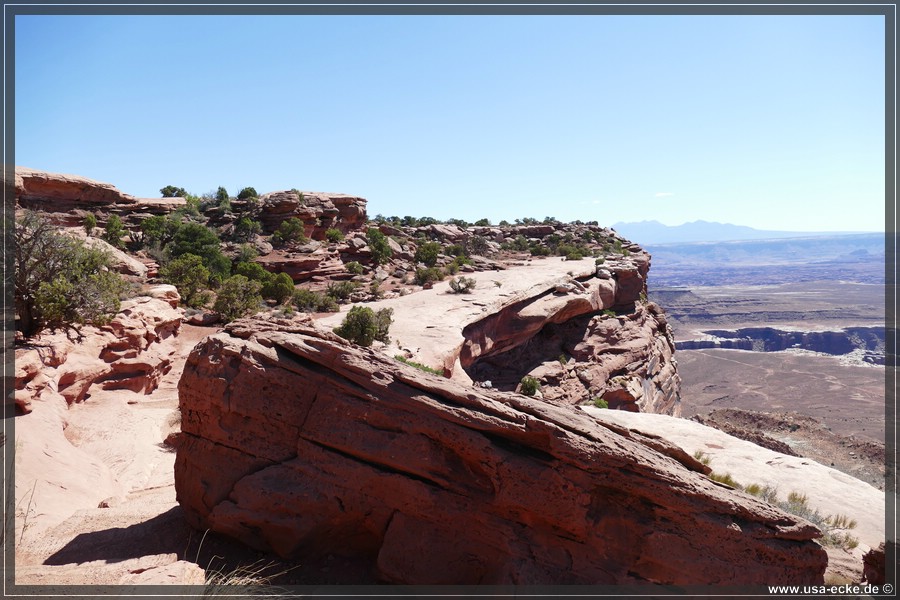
174, 317, 827, 585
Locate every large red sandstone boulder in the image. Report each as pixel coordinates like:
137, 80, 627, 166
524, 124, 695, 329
175, 317, 827, 586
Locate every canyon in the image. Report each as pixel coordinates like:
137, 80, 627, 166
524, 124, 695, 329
7, 167, 887, 590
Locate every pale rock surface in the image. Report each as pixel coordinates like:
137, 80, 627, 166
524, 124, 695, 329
581, 407, 885, 574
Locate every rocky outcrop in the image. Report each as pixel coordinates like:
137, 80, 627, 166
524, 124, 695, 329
457, 254, 680, 415
175, 317, 827, 586
15, 166, 186, 228
257, 190, 367, 238
15, 297, 183, 411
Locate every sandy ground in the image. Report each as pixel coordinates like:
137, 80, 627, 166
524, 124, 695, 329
13, 324, 211, 586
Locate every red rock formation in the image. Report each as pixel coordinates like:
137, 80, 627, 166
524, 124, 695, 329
257, 190, 367, 238
15, 166, 186, 228
175, 317, 827, 586
15, 297, 183, 409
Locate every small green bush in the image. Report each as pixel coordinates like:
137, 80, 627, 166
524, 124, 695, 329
592, 397, 609, 409
261, 272, 295, 304
519, 375, 540, 396
83, 213, 97, 236
366, 228, 393, 265
449, 276, 476, 294
160, 253, 211, 308
334, 305, 393, 347
325, 228, 344, 243
293, 288, 339, 313
102, 214, 126, 248
345, 261, 364, 275
213, 275, 263, 322
325, 281, 358, 302
415, 266, 444, 286
271, 217, 308, 246
414, 241, 442, 267
237, 186, 258, 200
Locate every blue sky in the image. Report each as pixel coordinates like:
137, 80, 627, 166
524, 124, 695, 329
14, 13, 886, 231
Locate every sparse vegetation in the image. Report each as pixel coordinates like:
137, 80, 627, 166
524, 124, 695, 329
692, 450, 713, 466
414, 241, 442, 267
15, 212, 127, 338
519, 375, 540, 396
345, 261, 364, 275
592, 397, 609, 409
334, 305, 393, 347
325, 227, 344, 243
212, 275, 263, 322
102, 214, 126, 248
83, 212, 97, 236
325, 281, 359, 302
448, 276, 476, 294
366, 227, 393, 265
160, 253, 211, 308
271, 217, 308, 246
292, 288, 338, 313
415, 266, 444, 286
395, 355, 443, 376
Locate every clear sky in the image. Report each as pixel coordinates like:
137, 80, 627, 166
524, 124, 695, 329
14, 12, 886, 232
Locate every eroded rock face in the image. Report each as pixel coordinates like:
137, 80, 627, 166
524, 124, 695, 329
257, 190, 367, 238
175, 318, 827, 586
15, 166, 185, 228
15, 297, 183, 409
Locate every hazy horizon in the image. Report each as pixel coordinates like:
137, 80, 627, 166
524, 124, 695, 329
14, 11, 887, 232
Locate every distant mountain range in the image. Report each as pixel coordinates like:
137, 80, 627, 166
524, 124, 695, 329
611, 220, 878, 245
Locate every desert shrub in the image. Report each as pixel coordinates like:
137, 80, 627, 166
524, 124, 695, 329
160, 185, 187, 197
237, 186, 258, 200
261, 272, 295, 304
235, 244, 259, 264
445, 243, 467, 257
83, 212, 97, 236
325, 228, 344, 243
692, 450, 713, 466
325, 281, 358, 302
102, 214, 126, 248
271, 217, 308, 246
345, 261, 364, 275
474, 218, 491, 226
414, 266, 444, 286
395, 355, 443, 376
367, 228, 393, 265
167, 222, 231, 283
292, 289, 339, 313
233, 216, 262, 242
448, 276, 476, 294
510, 235, 530, 252
414, 241, 442, 267
160, 253, 211, 308
444, 261, 460, 275
140, 215, 180, 249
234, 261, 272, 283
212, 275, 263, 322
215, 186, 230, 203
592, 397, 609, 409
466, 235, 490, 256
334, 305, 393, 347
709, 472, 740, 487
15, 212, 126, 338
519, 375, 540, 396
369, 279, 384, 300
529, 244, 551, 257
